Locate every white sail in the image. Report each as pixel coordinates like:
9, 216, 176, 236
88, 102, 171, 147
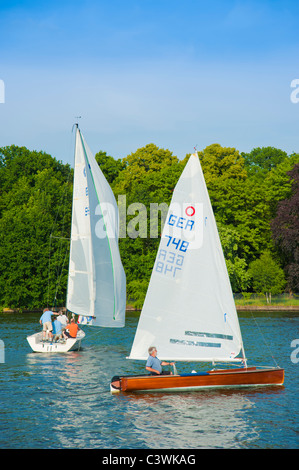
129, 153, 244, 362
66, 127, 126, 327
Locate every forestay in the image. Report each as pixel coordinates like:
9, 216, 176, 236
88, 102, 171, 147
66, 128, 126, 327
128, 153, 244, 362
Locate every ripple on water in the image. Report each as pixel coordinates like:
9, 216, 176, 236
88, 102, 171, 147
0, 312, 298, 449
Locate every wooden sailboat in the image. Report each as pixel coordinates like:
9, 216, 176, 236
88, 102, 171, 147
111, 152, 284, 392
27, 126, 126, 353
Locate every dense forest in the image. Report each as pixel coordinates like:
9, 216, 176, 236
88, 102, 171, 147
0, 142, 298, 310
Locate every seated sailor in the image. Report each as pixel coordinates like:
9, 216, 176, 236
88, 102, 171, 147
145, 346, 174, 375
63, 318, 80, 339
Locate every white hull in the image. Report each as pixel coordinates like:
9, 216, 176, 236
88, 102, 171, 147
27, 330, 85, 353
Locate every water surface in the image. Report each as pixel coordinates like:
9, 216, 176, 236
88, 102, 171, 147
0, 311, 298, 449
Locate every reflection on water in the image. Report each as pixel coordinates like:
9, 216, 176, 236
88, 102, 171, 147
22, 346, 286, 449
0, 311, 298, 449
116, 390, 258, 449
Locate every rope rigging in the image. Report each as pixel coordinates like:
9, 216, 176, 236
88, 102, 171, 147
249, 311, 280, 368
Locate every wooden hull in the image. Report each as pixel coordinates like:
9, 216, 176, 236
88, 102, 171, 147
27, 330, 85, 353
110, 367, 284, 393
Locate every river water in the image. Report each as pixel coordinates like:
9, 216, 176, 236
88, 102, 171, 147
0, 311, 298, 450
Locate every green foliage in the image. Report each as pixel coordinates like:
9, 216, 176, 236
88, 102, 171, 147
248, 251, 286, 302
113, 144, 183, 301
271, 164, 299, 291
95, 151, 125, 184
199, 145, 272, 263
242, 146, 288, 176
0, 142, 297, 310
127, 279, 149, 310
218, 223, 251, 292
0, 146, 72, 309
112, 143, 181, 199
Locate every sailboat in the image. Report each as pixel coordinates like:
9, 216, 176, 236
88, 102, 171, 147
27, 126, 126, 353
110, 152, 284, 392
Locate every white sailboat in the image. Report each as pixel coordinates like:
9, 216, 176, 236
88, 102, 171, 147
111, 152, 284, 392
27, 126, 126, 353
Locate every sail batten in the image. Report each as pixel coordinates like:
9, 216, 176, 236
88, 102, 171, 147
66, 128, 126, 327
128, 153, 244, 362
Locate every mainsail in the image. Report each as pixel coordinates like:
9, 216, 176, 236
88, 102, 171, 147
129, 153, 244, 362
66, 127, 126, 327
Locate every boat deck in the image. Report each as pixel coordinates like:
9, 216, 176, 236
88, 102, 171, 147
27, 330, 85, 353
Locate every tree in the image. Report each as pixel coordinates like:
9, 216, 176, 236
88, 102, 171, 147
271, 164, 299, 291
95, 151, 125, 184
264, 152, 299, 218
1, 139, 297, 311
217, 223, 251, 292
127, 279, 149, 310
242, 146, 288, 177
199, 144, 272, 264
199, 145, 247, 230
112, 143, 180, 195
112, 144, 183, 303
248, 251, 286, 302
0, 146, 72, 309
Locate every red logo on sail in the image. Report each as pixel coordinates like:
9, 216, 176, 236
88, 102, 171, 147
185, 206, 195, 217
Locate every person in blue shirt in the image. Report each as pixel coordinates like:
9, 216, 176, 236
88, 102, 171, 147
146, 347, 174, 375
39, 308, 54, 341
52, 318, 63, 342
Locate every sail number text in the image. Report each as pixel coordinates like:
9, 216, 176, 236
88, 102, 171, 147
155, 211, 196, 278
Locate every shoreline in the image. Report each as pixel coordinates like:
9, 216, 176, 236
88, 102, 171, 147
1, 305, 299, 314
236, 305, 299, 311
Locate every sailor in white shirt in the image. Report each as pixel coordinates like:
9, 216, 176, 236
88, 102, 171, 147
56, 310, 68, 327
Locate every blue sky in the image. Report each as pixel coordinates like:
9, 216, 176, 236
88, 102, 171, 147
1, 0, 299, 165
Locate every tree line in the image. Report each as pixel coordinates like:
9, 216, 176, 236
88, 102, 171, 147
0, 142, 298, 309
